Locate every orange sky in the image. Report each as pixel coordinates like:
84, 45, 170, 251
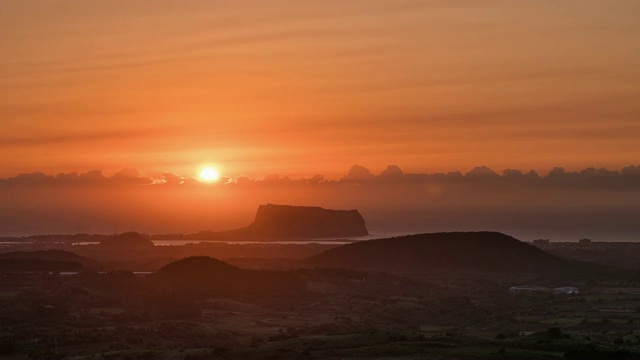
1, 0, 640, 179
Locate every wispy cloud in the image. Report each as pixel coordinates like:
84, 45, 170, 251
0, 128, 170, 147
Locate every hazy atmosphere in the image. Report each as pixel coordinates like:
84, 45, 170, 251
2, 164, 640, 240
2, 2, 640, 360
2, 0, 640, 240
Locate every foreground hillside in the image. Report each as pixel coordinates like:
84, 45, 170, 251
306, 232, 579, 273
2, 252, 638, 360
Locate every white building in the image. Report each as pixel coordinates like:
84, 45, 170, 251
553, 287, 579, 295
509, 285, 549, 293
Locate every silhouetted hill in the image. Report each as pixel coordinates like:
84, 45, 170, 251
150, 256, 249, 296
0, 249, 98, 267
153, 256, 241, 283
149, 256, 305, 298
0, 258, 83, 272
99, 232, 155, 250
243, 204, 368, 238
306, 232, 579, 273
150, 204, 368, 240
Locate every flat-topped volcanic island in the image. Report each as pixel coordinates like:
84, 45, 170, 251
159, 204, 369, 241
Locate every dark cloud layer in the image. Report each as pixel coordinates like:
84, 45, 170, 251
2, 164, 639, 191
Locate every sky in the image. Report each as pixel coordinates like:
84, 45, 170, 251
1, 1, 639, 238
2, 0, 640, 179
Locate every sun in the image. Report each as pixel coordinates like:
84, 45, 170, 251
199, 167, 220, 182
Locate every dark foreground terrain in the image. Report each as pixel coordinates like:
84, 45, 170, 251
1, 232, 640, 360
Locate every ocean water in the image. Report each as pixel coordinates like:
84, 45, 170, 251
66, 231, 415, 246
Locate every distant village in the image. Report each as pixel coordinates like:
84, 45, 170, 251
529, 238, 640, 269
509, 285, 579, 295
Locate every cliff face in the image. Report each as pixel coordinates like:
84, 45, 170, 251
245, 204, 368, 238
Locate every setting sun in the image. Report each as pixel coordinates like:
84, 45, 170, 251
3, 2, 640, 358
199, 167, 220, 182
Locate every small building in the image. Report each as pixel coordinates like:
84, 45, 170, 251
509, 285, 549, 293
553, 287, 579, 295
579, 238, 592, 244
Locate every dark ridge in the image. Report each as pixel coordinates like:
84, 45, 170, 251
149, 256, 305, 298
99, 231, 155, 250
0, 258, 83, 272
0, 249, 98, 267
306, 231, 580, 273
154, 256, 241, 279
149, 256, 243, 292
243, 203, 368, 238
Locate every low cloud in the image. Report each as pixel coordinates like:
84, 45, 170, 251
2, 164, 640, 191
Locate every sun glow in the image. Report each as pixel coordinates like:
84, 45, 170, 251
199, 167, 220, 182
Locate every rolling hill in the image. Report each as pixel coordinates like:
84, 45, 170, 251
306, 232, 579, 273
99, 232, 155, 250
0, 249, 98, 268
0, 258, 84, 272
148, 256, 304, 297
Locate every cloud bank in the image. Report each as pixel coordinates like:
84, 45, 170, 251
1, 165, 639, 240
2, 164, 639, 191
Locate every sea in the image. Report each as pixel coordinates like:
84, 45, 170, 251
65, 231, 413, 246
